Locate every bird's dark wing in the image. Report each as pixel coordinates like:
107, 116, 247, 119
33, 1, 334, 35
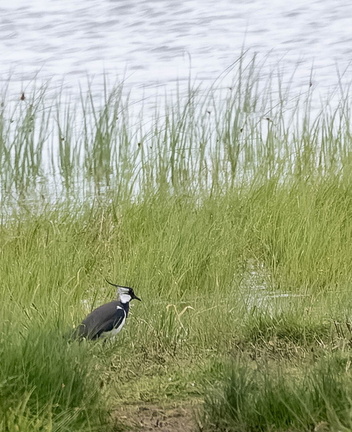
73, 301, 125, 340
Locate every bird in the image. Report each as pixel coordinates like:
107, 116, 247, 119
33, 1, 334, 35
72, 279, 141, 340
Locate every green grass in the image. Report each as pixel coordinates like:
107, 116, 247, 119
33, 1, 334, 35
203, 353, 352, 432
0, 330, 107, 431
2, 194, 352, 430
3, 54, 352, 430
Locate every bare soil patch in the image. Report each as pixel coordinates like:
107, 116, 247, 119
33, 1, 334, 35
113, 402, 201, 431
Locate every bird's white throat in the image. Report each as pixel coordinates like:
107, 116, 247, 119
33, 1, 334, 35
117, 287, 131, 304
120, 293, 132, 303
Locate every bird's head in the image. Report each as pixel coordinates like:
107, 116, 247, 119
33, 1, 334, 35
105, 279, 141, 304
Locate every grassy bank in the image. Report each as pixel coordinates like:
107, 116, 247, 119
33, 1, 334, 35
2, 187, 352, 430
2, 56, 352, 430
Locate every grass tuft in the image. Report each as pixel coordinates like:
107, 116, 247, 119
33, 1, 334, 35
0, 326, 108, 431
203, 354, 352, 432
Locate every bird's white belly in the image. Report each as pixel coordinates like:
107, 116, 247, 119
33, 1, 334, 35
101, 316, 126, 338
110, 317, 126, 335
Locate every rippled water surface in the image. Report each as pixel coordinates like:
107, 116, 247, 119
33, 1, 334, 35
1, 0, 352, 97
1, 0, 352, 209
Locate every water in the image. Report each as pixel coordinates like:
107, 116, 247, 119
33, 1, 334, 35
1, 0, 352, 209
1, 0, 352, 100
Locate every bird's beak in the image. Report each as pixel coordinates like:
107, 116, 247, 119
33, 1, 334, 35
133, 294, 142, 301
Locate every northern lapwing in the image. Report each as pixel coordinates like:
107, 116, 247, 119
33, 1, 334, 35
72, 280, 141, 340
